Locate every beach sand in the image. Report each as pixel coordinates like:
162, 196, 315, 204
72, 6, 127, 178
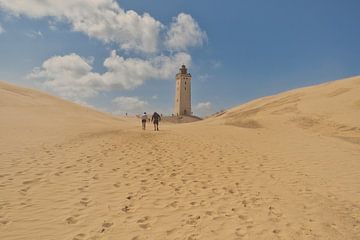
0, 77, 359, 239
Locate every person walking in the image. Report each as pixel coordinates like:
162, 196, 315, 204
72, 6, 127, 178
141, 112, 148, 130
151, 112, 161, 131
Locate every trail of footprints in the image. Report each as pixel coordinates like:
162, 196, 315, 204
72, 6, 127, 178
1, 129, 359, 240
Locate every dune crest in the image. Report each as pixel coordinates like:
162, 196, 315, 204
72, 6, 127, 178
210, 76, 360, 144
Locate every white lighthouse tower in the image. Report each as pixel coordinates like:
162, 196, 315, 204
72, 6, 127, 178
174, 65, 192, 116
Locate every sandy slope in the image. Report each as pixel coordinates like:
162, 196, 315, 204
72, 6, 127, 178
0, 77, 359, 240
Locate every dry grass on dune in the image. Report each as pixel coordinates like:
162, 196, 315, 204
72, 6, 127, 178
0, 77, 360, 240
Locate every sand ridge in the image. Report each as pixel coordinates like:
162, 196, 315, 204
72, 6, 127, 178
0, 77, 360, 239
211, 76, 360, 142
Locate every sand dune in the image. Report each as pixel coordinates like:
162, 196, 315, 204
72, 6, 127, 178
0, 81, 128, 153
210, 76, 360, 142
0, 77, 359, 240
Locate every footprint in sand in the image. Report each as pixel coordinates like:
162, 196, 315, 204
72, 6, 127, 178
167, 201, 178, 208
122, 205, 130, 213
235, 227, 248, 237
78, 184, 89, 191
54, 171, 63, 176
137, 216, 151, 229
19, 186, 30, 195
238, 214, 247, 220
100, 221, 113, 233
137, 216, 149, 223
22, 178, 40, 185
185, 215, 201, 226
66, 215, 79, 224
139, 223, 151, 229
166, 228, 177, 235
189, 201, 197, 206
72, 233, 86, 240
79, 197, 91, 207
187, 233, 199, 240
205, 211, 213, 216
273, 229, 281, 234
0, 219, 9, 225
268, 206, 283, 218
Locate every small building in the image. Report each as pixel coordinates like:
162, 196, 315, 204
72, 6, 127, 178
174, 65, 191, 116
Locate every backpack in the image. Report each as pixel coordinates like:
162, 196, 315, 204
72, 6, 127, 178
153, 113, 160, 121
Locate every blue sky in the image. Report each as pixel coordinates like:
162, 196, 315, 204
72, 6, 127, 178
0, 0, 360, 116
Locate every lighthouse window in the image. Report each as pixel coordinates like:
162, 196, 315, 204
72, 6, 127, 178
185, 81, 186, 85
185, 87, 186, 91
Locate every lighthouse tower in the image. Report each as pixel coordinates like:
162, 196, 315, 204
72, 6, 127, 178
174, 65, 192, 116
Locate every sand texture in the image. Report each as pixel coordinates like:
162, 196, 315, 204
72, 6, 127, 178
0, 77, 360, 240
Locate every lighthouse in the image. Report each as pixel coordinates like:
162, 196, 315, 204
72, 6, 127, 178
174, 65, 192, 116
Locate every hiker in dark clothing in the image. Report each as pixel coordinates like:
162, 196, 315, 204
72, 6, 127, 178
151, 112, 161, 131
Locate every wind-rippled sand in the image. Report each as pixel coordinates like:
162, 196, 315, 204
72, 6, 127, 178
0, 77, 359, 240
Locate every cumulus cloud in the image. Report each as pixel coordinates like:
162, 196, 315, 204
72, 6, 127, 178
112, 96, 148, 114
27, 51, 191, 101
3, 1, 207, 109
25, 30, 43, 38
195, 101, 212, 110
48, 19, 58, 31
101, 50, 191, 90
0, 0, 162, 53
0, 23, 4, 34
194, 101, 213, 116
26, 53, 103, 99
165, 13, 207, 51
73, 99, 96, 109
0, 1, 207, 53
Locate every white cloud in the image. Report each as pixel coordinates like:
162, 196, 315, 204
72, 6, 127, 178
112, 97, 173, 116
195, 101, 212, 110
0, 0, 162, 53
27, 51, 191, 101
112, 96, 148, 113
0, 1, 207, 53
198, 74, 210, 82
48, 19, 58, 31
0, 24, 4, 34
73, 99, 96, 109
2, 1, 207, 109
194, 101, 213, 117
25, 30, 43, 38
165, 13, 207, 51
26, 53, 103, 99
101, 50, 191, 90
